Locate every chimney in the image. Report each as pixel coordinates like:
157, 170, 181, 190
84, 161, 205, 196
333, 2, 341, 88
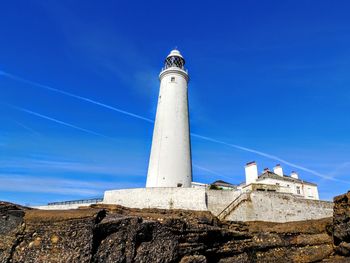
245, 161, 258, 185
273, 164, 283, 176
291, 171, 299, 179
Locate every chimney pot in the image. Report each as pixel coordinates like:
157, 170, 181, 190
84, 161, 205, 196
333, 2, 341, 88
291, 171, 299, 179
246, 161, 256, 166
273, 164, 283, 176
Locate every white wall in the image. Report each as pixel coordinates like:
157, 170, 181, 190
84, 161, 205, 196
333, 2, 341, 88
33, 202, 100, 210
303, 184, 319, 200
103, 188, 207, 211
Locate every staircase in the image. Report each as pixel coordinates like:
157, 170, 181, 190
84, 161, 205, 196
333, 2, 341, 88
217, 192, 251, 220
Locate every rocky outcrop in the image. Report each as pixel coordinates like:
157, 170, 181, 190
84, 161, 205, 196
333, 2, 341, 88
333, 191, 350, 258
5, 190, 350, 263
0, 201, 339, 263
0, 202, 27, 263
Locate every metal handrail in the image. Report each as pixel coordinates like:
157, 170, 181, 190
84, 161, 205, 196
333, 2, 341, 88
47, 197, 103, 206
217, 192, 250, 220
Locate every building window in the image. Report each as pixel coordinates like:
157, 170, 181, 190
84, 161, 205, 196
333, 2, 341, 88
296, 186, 301, 195
307, 188, 313, 197
177, 183, 182, 187
171, 77, 175, 82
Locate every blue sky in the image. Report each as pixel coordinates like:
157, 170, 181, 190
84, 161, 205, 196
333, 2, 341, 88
1, 1, 350, 205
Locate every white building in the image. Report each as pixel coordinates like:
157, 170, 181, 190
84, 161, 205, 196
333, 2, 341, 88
146, 49, 192, 188
239, 162, 319, 200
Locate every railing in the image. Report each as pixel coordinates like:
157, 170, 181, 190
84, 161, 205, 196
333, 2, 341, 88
47, 197, 103, 206
217, 192, 251, 220
161, 66, 188, 73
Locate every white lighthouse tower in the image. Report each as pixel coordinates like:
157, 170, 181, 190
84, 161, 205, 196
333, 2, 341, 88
146, 49, 192, 188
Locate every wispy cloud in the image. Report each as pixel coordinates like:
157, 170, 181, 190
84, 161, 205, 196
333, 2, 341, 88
0, 173, 144, 204
0, 174, 105, 196
328, 162, 350, 178
193, 164, 233, 181
2, 71, 154, 123
8, 104, 113, 139
0, 131, 9, 146
0, 157, 145, 177
191, 133, 350, 184
11, 120, 41, 136
3, 72, 347, 183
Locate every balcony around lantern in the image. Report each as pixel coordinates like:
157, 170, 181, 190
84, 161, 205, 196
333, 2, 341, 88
161, 66, 188, 73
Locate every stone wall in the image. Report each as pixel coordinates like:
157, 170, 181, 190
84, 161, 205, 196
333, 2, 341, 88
225, 191, 333, 223
34, 188, 333, 223
206, 189, 240, 215
103, 188, 208, 211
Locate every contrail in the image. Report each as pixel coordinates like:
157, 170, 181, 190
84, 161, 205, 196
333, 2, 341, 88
1, 71, 154, 123
2, 71, 346, 183
193, 164, 233, 181
9, 105, 112, 139
191, 133, 349, 184
7, 105, 226, 181
12, 120, 41, 136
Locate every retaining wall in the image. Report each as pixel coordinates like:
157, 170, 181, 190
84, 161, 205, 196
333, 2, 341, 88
225, 191, 333, 222
34, 188, 333, 223
206, 189, 241, 216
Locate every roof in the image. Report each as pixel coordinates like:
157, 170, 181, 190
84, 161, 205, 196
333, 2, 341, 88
211, 180, 237, 188
256, 171, 317, 186
166, 49, 184, 59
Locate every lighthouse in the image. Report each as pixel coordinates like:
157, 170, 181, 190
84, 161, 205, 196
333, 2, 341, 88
146, 49, 192, 188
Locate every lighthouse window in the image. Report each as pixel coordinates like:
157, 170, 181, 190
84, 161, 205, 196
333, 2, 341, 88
171, 77, 175, 82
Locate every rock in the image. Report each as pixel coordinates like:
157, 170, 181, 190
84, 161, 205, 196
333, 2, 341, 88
0, 202, 27, 262
12, 208, 104, 263
180, 255, 207, 263
333, 191, 350, 257
0, 200, 340, 263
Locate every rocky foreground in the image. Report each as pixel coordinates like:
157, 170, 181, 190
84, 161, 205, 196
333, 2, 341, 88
1, 192, 350, 263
